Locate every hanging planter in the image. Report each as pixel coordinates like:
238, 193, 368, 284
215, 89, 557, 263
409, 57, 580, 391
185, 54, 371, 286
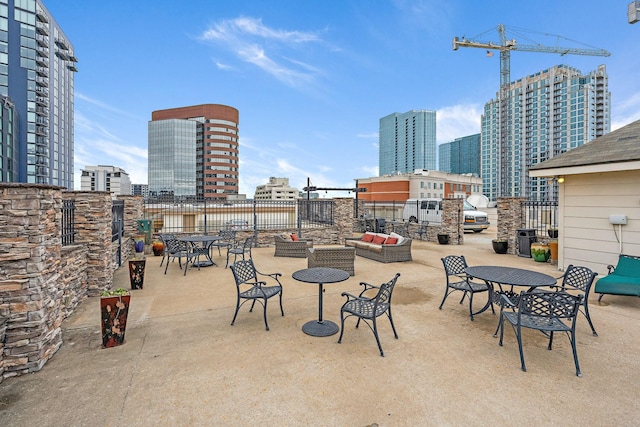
100, 288, 131, 348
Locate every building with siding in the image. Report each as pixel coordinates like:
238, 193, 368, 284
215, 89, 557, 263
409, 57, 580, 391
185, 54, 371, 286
482, 64, 610, 201
148, 104, 239, 201
0, 1, 77, 187
379, 110, 436, 176
439, 133, 480, 175
529, 118, 640, 275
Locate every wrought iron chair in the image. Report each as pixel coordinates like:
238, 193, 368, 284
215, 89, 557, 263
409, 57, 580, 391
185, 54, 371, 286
439, 255, 493, 320
229, 259, 284, 331
554, 265, 599, 336
498, 290, 584, 377
158, 233, 175, 267
210, 229, 236, 256
226, 236, 255, 268
163, 237, 188, 274
338, 273, 401, 356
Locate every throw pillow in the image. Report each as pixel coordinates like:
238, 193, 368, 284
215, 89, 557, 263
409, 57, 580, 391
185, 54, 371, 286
389, 232, 404, 245
385, 236, 399, 245
291, 234, 299, 241
362, 233, 375, 243
280, 233, 292, 241
372, 234, 387, 244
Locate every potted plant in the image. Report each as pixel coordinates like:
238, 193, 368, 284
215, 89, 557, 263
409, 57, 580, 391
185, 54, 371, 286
492, 239, 509, 254
134, 235, 145, 256
437, 233, 450, 244
548, 228, 558, 238
100, 288, 130, 348
152, 239, 164, 256
531, 242, 551, 262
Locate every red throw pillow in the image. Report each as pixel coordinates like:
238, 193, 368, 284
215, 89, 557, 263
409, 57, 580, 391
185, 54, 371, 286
372, 235, 386, 244
384, 236, 399, 245
362, 233, 375, 243
290, 234, 299, 241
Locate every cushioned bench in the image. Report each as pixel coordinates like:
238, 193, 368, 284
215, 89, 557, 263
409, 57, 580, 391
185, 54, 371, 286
345, 232, 412, 263
595, 254, 640, 301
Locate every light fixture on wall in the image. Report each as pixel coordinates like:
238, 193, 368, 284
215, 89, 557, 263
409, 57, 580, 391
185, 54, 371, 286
557, 176, 565, 183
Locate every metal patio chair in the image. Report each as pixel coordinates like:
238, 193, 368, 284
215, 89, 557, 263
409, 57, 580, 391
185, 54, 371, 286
162, 237, 188, 275
210, 229, 236, 256
439, 255, 493, 320
158, 233, 175, 267
226, 235, 255, 268
338, 273, 401, 356
229, 259, 284, 331
499, 290, 584, 377
552, 265, 599, 336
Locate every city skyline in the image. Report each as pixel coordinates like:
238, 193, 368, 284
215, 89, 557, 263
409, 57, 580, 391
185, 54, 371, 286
43, 0, 640, 196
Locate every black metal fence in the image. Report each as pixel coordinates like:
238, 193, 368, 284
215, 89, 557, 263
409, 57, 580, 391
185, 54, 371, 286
142, 198, 335, 234
61, 199, 76, 246
520, 200, 558, 237
112, 200, 124, 267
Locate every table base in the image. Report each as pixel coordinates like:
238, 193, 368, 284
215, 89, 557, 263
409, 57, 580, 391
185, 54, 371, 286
192, 260, 215, 267
302, 320, 339, 337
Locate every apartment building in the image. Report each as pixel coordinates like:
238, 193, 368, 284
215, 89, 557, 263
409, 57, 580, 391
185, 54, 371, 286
148, 104, 239, 201
439, 133, 481, 175
254, 177, 299, 200
481, 64, 610, 201
0, 1, 77, 187
379, 110, 436, 176
80, 165, 131, 196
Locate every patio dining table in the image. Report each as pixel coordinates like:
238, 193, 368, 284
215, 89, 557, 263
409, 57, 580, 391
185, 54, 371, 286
465, 265, 558, 333
178, 235, 221, 271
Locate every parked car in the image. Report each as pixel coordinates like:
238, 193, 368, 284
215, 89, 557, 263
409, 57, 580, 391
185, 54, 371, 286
224, 219, 250, 230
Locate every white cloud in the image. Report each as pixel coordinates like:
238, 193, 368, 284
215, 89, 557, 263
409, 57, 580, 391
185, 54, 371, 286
611, 91, 640, 131
436, 104, 482, 144
200, 16, 326, 90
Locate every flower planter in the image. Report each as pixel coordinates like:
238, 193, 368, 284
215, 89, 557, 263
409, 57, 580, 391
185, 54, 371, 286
100, 292, 130, 348
531, 243, 550, 262
437, 234, 450, 245
128, 258, 146, 289
492, 239, 508, 254
134, 235, 145, 257
152, 241, 164, 256
548, 228, 558, 239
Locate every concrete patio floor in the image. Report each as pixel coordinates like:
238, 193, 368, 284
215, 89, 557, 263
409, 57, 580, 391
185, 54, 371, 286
1, 231, 640, 426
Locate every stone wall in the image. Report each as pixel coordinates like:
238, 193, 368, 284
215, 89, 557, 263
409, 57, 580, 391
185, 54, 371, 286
0, 185, 142, 383
496, 197, 525, 255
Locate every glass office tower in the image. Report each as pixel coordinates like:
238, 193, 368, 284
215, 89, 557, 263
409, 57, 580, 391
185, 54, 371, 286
0, 0, 77, 187
379, 110, 436, 176
438, 133, 481, 175
148, 104, 239, 201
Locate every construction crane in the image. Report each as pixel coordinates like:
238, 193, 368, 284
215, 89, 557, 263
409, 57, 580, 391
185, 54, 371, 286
452, 24, 610, 198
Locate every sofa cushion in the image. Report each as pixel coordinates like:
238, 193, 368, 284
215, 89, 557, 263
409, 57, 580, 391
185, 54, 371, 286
372, 234, 386, 244
613, 256, 640, 277
280, 233, 292, 241
345, 239, 357, 247
385, 236, 399, 245
362, 232, 375, 242
291, 234, 299, 241
390, 232, 404, 245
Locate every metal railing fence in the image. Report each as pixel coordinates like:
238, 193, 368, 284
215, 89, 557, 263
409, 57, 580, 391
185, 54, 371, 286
520, 200, 558, 237
61, 199, 76, 246
142, 198, 335, 235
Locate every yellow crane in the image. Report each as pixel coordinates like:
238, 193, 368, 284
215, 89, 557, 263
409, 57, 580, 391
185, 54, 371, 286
452, 24, 610, 197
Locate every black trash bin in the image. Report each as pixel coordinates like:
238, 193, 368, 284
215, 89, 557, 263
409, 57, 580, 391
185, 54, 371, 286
517, 228, 537, 258
375, 218, 386, 233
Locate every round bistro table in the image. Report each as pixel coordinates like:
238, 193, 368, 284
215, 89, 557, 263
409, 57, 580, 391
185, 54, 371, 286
292, 267, 350, 337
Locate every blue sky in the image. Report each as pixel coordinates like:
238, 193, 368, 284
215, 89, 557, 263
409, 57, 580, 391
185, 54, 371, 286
44, 0, 640, 195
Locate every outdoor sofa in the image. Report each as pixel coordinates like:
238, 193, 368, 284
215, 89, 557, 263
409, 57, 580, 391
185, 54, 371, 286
307, 246, 356, 275
345, 232, 412, 263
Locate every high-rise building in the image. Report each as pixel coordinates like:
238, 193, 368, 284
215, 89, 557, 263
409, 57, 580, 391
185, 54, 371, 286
148, 104, 239, 201
0, 1, 77, 187
481, 64, 610, 201
80, 165, 131, 196
254, 177, 299, 200
379, 110, 436, 176
439, 134, 481, 176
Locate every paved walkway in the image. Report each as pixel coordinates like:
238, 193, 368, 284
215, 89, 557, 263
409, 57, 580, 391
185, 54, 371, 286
1, 231, 639, 426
